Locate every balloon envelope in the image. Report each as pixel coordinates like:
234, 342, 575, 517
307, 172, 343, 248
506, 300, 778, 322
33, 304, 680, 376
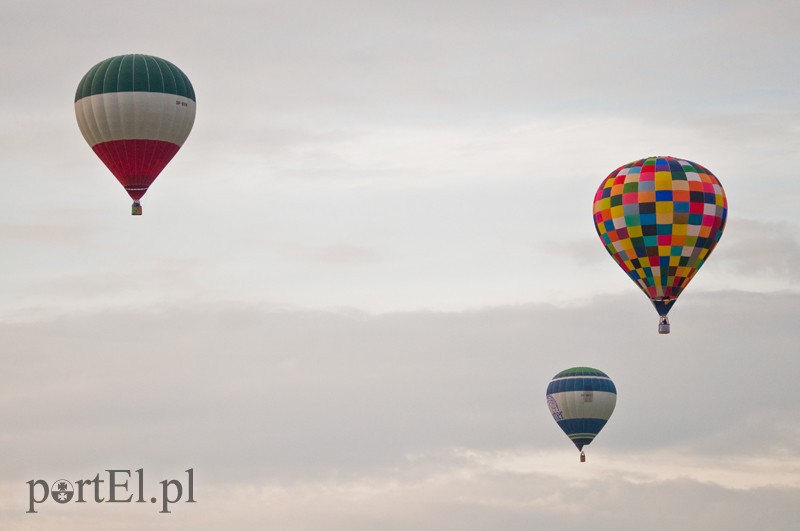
546, 367, 616, 452
75, 54, 196, 205
592, 156, 727, 318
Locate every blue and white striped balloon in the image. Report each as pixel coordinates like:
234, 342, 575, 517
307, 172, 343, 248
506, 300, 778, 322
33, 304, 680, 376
546, 367, 617, 460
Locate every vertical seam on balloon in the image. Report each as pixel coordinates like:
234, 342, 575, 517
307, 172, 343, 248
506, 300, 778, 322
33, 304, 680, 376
140, 56, 153, 183
118, 61, 132, 187
144, 59, 165, 190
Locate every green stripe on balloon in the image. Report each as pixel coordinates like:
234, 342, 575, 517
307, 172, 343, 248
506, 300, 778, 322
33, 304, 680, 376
75, 54, 195, 102
553, 367, 609, 378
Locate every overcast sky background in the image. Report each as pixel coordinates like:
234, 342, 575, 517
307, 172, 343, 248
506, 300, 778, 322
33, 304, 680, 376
1, 1, 799, 529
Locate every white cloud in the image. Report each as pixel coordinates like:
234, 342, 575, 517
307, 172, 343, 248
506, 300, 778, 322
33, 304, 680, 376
3, 447, 798, 530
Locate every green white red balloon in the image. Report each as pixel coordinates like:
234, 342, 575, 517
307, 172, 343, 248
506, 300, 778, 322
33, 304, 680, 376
75, 54, 196, 214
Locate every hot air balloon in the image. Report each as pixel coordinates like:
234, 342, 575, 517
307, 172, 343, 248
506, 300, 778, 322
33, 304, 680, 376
546, 367, 616, 462
592, 156, 727, 333
75, 54, 196, 215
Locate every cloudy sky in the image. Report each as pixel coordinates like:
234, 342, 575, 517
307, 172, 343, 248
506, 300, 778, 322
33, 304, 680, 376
1, 1, 799, 529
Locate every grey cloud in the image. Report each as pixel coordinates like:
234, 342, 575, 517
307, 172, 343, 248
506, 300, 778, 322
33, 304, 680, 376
713, 218, 800, 280
1, 290, 797, 485
2, 456, 798, 530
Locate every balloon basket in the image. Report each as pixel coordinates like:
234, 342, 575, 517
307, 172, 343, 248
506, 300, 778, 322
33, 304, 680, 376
658, 316, 670, 334
580, 451, 586, 463
131, 201, 142, 216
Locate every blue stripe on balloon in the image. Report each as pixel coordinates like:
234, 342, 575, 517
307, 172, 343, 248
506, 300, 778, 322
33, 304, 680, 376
568, 437, 594, 451
546, 378, 617, 395
557, 418, 608, 450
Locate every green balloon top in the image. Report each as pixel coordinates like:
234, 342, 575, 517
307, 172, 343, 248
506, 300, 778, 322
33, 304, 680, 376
75, 54, 195, 102
552, 367, 610, 378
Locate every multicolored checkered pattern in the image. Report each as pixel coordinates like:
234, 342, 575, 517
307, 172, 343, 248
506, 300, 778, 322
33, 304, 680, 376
593, 157, 727, 315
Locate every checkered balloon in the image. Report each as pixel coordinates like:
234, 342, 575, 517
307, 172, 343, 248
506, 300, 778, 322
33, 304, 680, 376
593, 156, 727, 322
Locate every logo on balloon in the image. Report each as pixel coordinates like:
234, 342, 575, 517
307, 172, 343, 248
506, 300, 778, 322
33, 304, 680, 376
546, 394, 564, 421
